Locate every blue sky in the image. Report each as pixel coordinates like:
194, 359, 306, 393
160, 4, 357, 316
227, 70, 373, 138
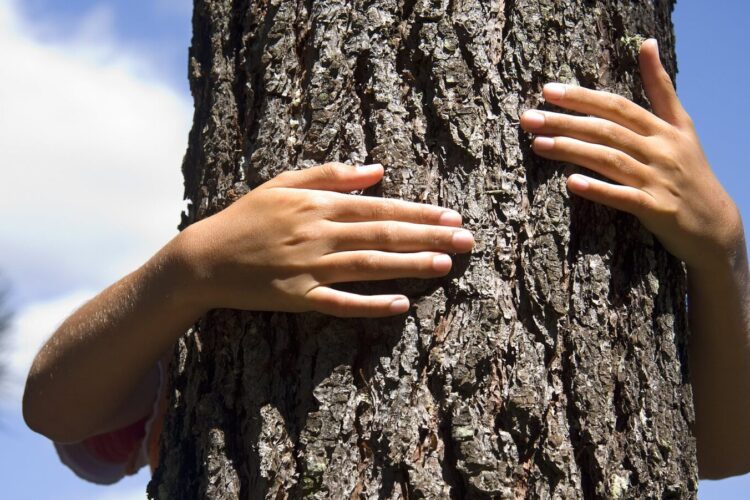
0, 0, 747, 498
19, 0, 191, 92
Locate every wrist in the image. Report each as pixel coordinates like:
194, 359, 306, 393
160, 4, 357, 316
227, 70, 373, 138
691, 205, 746, 274
152, 227, 215, 316
688, 238, 748, 291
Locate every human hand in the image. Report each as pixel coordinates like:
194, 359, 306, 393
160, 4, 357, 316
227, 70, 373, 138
173, 162, 474, 317
520, 39, 743, 272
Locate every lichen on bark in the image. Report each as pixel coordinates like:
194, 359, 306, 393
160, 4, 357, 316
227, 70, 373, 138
149, 1, 697, 498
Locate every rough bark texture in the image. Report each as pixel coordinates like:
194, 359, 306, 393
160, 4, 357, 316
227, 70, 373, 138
149, 0, 697, 498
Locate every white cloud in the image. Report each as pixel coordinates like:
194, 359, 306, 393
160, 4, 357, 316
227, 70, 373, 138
0, 0, 192, 305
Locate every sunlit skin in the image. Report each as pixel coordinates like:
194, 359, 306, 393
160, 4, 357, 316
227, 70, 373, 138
23, 39, 749, 481
177, 163, 476, 316
521, 39, 750, 479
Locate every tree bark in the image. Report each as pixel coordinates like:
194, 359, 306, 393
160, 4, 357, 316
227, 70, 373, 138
149, 0, 697, 498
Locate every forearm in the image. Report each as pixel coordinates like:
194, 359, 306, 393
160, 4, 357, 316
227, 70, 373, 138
687, 226, 750, 478
23, 233, 205, 443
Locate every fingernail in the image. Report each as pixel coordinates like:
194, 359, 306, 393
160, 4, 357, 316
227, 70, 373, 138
452, 230, 475, 250
522, 110, 545, 129
439, 210, 463, 226
358, 163, 383, 171
533, 136, 555, 151
640, 38, 659, 56
568, 175, 590, 190
544, 83, 566, 100
389, 297, 410, 314
432, 254, 453, 272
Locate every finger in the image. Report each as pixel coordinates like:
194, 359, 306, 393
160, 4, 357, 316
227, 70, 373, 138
542, 83, 664, 136
639, 39, 692, 128
532, 136, 648, 187
566, 174, 656, 217
328, 193, 463, 227
329, 221, 475, 253
520, 110, 650, 163
262, 162, 384, 192
316, 251, 452, 284
305, 287, 410, 318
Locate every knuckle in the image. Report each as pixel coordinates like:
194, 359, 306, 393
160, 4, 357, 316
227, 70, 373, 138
433, 229, 448, 248
418, 204, 435, 223
324, 192, 346, 213
604, 150, 626, 170
302, 193, 332, 214
374, 200, 397, 220
604, 94, 631, 121
599, 122, 619, 144
661, 154, 680, 172
656, 201, 678, 219
632, 191, 653, 213
330, 297, 350, 317
272, 171, 294, 186
319, 162, 344, 180
362, 253, 380, 271
351, 253, 379, 273
663, 178, 682, 199
319, 163, 337, 179
652, 145, 681, 171
644, 137, 674, 167
659, 71, 675, 90
602, 93, 622, 113
288, 226, 316, 246
378, 223, 397, 244
543, 111, 559, 127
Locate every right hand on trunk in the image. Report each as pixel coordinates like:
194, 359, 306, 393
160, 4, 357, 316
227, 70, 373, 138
171, 162, 474, 317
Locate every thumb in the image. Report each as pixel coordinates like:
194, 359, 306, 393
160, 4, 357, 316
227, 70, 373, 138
262, 162, 384, 192
639, 38, 691, 128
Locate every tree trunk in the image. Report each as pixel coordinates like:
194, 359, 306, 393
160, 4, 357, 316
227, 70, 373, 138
149, 0, 697, 498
